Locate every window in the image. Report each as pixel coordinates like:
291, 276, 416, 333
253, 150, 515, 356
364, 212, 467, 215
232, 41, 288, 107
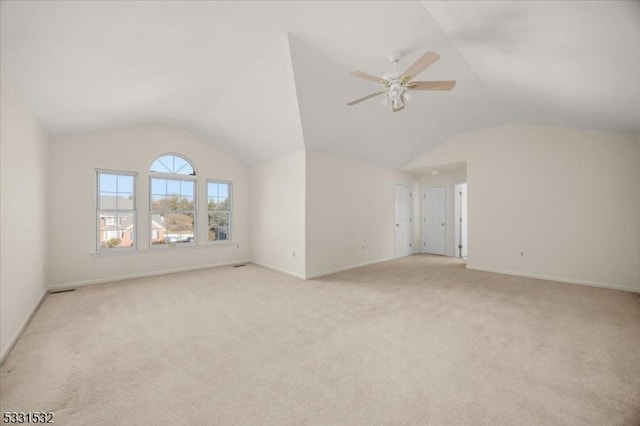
208, 180, 231, 242
150, 154, 196, 246
97, 171, 136, 250
150, 154, 195, 175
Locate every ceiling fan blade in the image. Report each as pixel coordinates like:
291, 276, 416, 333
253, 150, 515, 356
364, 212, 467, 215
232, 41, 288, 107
407, 80, 457, 91
401, 51, 440, 81
350, 71, 388, 85
347, 90, 387, 106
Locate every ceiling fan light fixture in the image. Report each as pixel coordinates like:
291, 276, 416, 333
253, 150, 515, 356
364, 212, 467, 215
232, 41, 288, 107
389, 82, 403, 101
346, 50, 455, 112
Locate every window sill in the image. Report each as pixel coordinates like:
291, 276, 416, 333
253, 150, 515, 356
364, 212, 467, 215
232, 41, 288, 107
207, 241, 235, 246
92, 242, 237, 256
92, 248, 138, 256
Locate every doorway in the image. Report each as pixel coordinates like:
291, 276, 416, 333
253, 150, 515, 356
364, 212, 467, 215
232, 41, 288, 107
423, 186, 446, 255
454, 183, 468, 258
394, 184, 413, 257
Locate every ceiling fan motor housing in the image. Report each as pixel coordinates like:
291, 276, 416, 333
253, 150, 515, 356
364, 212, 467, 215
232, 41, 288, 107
388, 81, 404, 101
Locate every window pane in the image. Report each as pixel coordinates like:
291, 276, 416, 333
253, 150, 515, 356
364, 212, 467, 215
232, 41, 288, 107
174, 156, 188, 174
216, 196, 229, 210
207, 182, 231, 241
208, 182, 230, 211
99, 173, 117, 192
149, 156, 197, 248
152, 179, 194, 210
117, 193, 134, 209
98, 211, 135, 249
207, 182, 218, 198
150, 155, 195, 175
208, 211, 230, 241
99, 193, 117, 209
217, 226, 230, 241
181, 180, 194, 197
151, 178, 166, 195
180, 196, 194, 210
151, 213, 167, 245
151, 159, 172, 173
98, 171, 136, 250
151, 213, 195, 245
117, 175, 134, 193
166, 212, 194, 232
165, 212, 195, 243
164, 195, 179, 210
150, 195, 166, 209
167, 179, 180, 195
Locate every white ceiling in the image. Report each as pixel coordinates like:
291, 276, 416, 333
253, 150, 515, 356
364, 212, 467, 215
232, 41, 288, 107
1, 1, 638, 167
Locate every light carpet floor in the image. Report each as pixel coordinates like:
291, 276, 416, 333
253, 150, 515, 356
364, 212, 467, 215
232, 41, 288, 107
1, 255, 639, 425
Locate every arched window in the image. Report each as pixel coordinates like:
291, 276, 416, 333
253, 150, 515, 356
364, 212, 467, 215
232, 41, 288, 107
150, 154, 195, 176
149, 154, 197, 246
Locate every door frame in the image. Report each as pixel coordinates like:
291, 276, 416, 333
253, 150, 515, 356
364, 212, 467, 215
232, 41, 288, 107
394, 183, 413, 257
422, 185, 446, 255
454, 182, 468, 258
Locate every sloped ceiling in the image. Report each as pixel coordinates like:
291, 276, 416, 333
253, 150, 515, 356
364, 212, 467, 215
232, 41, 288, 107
422, 1, 640, 133
288, 34, 503, 167
1, 1, 638, 168
189, 33, 306, 164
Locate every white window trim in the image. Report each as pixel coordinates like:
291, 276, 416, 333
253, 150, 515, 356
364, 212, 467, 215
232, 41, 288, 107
207, 179, 233, 244
96, 169, 137, 252
149, 152, 198, 176
149, 170, 198, 249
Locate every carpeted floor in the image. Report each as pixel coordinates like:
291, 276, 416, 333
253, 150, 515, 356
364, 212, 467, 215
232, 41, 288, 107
1, 255, 639, 425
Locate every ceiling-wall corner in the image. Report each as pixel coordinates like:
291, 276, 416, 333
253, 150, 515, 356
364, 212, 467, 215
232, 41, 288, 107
283, 32, 309, 152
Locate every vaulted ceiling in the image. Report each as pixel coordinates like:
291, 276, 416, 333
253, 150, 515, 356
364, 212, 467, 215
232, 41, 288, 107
1, 1, 638, 168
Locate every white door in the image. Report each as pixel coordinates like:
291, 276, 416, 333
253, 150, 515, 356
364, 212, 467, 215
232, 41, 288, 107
395, 184, 413, 257
423, 186, 446, 255
454, 183, 468, 258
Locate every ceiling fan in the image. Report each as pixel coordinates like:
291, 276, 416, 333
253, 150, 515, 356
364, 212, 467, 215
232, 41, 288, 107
347, 51, 456, 112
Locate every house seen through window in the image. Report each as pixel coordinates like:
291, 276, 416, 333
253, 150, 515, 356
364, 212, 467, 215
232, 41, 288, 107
97, 171, 136, 250
150, 154, 196, 246
208, 181, 231, 242
97, 154, 233, 250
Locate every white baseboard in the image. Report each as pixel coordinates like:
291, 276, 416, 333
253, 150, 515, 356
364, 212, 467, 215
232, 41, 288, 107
249, 261, 306, 280
1, 288, 48, 364
250, 256, 398, 280
47, 259, 251, 291
466, 264, 638, 293
305, 256, 397, 280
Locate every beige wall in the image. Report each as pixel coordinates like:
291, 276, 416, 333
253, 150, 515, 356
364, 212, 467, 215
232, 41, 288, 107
250, 150, 306, 278
48, 124, 250, 288
406, 124, 639, 291
0, 77, 49, 360
306, 150, 416, 278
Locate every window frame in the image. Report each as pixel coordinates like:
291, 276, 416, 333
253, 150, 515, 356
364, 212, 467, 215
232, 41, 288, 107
149, 153, 198, 248
96, 169, 137, 252
207, 179, 233, 244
